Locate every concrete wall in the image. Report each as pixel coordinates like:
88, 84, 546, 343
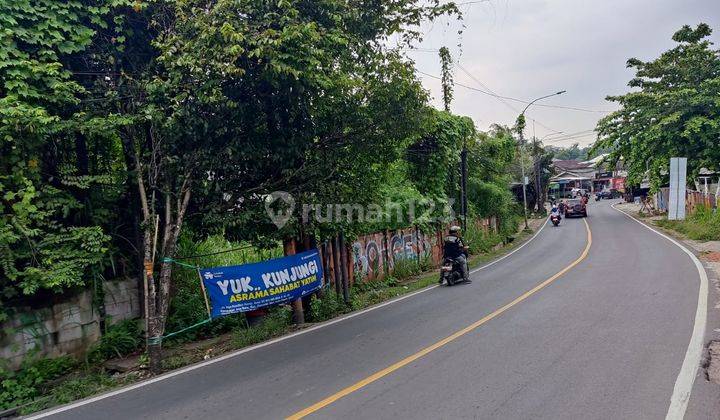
0, 278, 140, 369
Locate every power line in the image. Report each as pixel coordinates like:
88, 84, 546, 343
544, 133, 597, 144
540, 129, 596, 141
417, 65, 612, 114
455, 64, 612, 114
417, 69, 562, 134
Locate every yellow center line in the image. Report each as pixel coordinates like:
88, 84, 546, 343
287, 218, 592, 420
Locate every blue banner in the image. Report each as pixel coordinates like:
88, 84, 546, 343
200, 249, 324, 318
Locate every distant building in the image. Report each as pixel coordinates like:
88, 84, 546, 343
696, 168, 719, 196
549, 159, 596, 197
549, 154, 627, 197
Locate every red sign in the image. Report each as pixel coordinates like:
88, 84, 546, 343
612, 177, 625, 192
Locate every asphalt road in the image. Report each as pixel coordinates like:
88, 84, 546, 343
35, 200, 713, 420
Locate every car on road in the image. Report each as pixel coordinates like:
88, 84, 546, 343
595, 189, 615, 200
564, 198, 587, 217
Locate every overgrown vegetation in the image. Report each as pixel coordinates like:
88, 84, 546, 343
1, 0, 526, 410
88, 319, 143, 362
594, 23, 720, 190
0, 355, 77, 411
656, 205, 720, 241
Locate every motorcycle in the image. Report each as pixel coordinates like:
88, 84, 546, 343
440, 257, 468, 286
550, 214, 561, 226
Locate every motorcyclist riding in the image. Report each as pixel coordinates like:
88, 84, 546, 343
550, 205, 561, 218
550, 205, 562, 226
559, 200, 567, 215
441, 225, 470, 284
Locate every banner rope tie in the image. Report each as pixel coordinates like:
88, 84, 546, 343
147, 258, 211, 345
147, 317, 212, 345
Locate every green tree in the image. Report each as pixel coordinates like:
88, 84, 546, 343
467, 125, 518, 220
594, 23, 720, 189
406, 110, 474, 215
126, 0, 460, 370
546, 143, 590, 161
0, 0, 137, 316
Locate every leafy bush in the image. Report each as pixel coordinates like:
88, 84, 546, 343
233, 306, 292, 349
392, 257, 422, 279
88, 319, 142, 362
464, 222, 503, 254
0, 355, 77, 410
309, 292, 347, 322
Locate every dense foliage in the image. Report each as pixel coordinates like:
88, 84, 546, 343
1, 0, 520, 375
0, 0, 138, 318
546, 143, 592, 161
594, 23, 720, 189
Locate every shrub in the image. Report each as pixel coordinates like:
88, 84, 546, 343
309, 292, 346, 322
0, 355, 77, 410
233, 306, 292, 349
391, 257, 422, 279
464, 222, 503, 254
88, 319, 142, 362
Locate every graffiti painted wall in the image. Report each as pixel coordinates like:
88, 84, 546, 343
351, 218, 497, 282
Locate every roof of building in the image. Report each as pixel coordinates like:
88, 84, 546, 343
552, 159, 592, 171
581, 154, 608, 166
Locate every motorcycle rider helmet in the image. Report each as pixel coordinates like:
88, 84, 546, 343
449, 225, 461, 234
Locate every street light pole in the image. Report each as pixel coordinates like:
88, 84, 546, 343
517, 90, 566, 230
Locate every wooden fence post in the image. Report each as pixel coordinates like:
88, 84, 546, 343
283, 238, 304, 324
339, 232, 350, 304
332, 236, 342, 298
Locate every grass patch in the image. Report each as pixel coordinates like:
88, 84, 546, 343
87, 319, 143, 363
18, 370, 134, 415
232, 306, 293, 349
655, 205, 720, 241
0, 354, 137, 416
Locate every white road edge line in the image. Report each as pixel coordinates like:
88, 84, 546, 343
28, 219, 548, 419
470, 217, 547, 274
612, 202, 708, 420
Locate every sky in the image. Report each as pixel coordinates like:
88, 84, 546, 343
405, 0, 720, 147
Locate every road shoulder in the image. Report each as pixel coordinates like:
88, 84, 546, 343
613, 201, 720, 419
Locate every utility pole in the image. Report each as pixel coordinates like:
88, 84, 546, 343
532, 120, 542, 214
438, 46, 467, 230
461, 139, 468, 231
517, 90, 567, 229
439, 47, 453, 112
517, 121, 530, 230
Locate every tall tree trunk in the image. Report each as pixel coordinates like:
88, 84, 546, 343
145, 183, 191, 373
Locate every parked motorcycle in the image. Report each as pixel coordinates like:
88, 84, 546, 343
550, 214, 561, 226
